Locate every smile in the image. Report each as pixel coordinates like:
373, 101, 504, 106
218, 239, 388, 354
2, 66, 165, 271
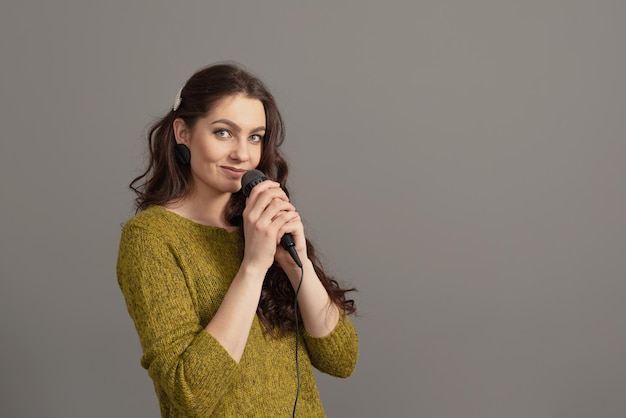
220, 166, 247, 178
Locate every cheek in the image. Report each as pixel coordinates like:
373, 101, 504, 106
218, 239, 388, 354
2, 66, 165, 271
252, 146, 263, 165
196, 142, 223, 161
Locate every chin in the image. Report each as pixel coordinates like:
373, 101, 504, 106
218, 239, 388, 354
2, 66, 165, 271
223, 182, 244, 194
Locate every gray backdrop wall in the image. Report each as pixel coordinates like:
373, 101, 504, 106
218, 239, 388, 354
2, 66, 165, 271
1, 1, 625, 417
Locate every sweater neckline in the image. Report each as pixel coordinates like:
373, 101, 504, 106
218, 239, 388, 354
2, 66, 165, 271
152, 205, 241, 235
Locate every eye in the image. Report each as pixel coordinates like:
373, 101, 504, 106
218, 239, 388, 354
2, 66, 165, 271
249, 134, 264, 143
214, 129, 231, 138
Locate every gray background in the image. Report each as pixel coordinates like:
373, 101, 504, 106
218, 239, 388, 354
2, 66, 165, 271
1, 1, 625, 417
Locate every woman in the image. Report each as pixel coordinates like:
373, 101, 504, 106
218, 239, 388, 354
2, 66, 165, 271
116, 63, 358, 417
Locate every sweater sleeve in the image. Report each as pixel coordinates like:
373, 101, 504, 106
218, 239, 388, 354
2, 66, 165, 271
116, 222, 238, 417
303, 314, 359, 378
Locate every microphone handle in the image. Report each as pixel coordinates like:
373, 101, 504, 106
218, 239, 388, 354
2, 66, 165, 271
280, 233, 302, 268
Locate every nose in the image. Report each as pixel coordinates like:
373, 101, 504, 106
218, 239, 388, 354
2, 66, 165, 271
230, 138, 250, 162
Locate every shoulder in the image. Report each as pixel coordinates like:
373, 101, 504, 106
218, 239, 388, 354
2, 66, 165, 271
122, 205, 169, 231
118, 206, 177, 250
117, 207, 182, 279
121, 205, 187, 238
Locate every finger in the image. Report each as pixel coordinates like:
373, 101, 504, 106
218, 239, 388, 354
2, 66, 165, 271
246, 181, 286, 205
247, 185, 287, 212
246, 189, 292, 222
274, 212, 303, 243
257, 201, 296, 229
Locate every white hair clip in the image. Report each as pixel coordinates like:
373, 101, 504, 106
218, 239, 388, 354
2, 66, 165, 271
173, 86, 183, 111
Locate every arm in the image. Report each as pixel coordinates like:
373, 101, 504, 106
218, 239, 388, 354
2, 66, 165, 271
203, 262, 266, 362
282, 259, 359, 378
303, 313, 359, 378
270, 197, 359, 377
117, 224, 239, 416
284, 259, 340, 337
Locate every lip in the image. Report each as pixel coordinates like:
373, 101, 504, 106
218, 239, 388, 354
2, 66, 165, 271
220, 166, 247, 179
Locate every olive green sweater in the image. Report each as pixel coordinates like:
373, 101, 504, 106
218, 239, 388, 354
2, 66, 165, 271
116, 206, 358, 417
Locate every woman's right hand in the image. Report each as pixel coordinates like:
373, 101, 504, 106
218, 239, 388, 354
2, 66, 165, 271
241, 180, 298, 272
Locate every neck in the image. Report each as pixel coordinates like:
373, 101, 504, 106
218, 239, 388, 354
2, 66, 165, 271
165, 189, 234, 229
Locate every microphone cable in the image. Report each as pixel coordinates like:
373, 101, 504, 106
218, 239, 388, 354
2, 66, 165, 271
292, 266, 304, 417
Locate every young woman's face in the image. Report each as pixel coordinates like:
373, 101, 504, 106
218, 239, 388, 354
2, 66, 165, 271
177, 95, 265, 198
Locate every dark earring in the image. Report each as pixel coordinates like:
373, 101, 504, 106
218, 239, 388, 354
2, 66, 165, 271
174, 143, 191, 165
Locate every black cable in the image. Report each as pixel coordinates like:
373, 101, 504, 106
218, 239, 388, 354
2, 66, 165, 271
292, 267, 304, 417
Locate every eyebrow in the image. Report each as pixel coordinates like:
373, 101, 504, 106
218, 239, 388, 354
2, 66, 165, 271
211, 119, 266, 134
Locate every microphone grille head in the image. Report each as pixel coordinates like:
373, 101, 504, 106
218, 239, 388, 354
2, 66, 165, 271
241, 169, 267, 197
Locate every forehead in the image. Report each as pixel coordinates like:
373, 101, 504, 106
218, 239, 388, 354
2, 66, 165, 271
206, 95, 266, 127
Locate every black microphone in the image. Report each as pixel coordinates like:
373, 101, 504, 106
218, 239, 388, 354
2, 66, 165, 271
241, 169, 303, 268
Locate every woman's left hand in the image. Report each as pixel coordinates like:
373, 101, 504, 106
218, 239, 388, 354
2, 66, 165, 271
274, 207, 307, 274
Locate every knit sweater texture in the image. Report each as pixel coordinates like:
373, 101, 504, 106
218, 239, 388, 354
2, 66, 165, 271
117, 205, 358, 417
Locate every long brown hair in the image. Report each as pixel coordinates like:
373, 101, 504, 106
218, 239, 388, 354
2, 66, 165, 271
130, 63, 356, 334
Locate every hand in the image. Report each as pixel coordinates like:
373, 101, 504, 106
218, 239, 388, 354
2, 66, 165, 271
273, 208, 306, 273
241, 180, 301, 272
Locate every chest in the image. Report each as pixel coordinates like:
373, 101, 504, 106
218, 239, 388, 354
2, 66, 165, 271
172, 231, 245, 325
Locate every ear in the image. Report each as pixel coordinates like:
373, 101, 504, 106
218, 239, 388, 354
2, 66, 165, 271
173, 118, 190, 145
